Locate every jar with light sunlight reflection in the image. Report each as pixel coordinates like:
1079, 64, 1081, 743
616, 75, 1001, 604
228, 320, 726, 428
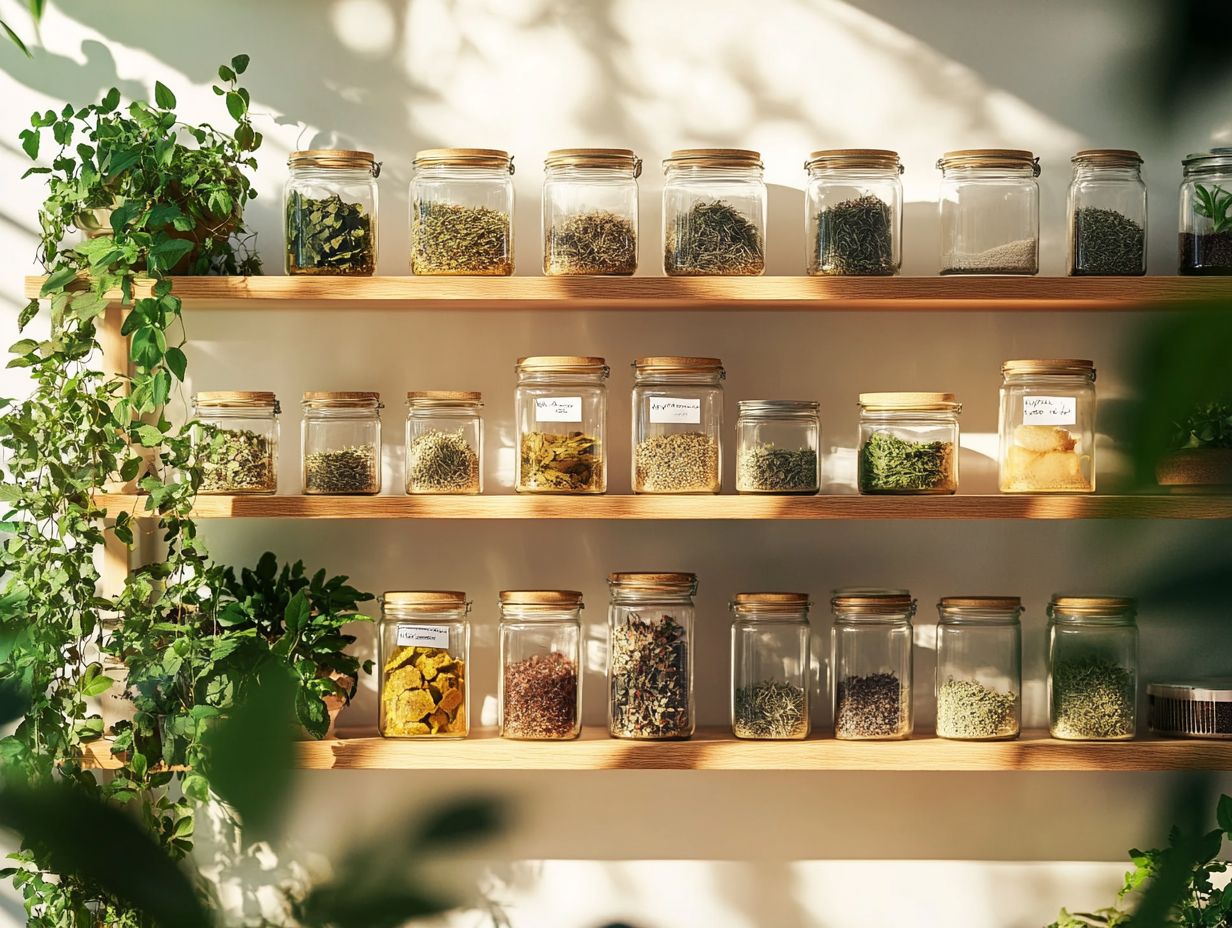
730, 593, 812, 740
998, 359, 1096, 494
805, 149, 903, 277
662, 149, 766, 276
631, 356, 724, 494
499, 590, 583, 741
404, 391, 483, 495
192, 391, 279, 495
831, 591, 915, 741
543, 148, 641, 276
857, 392, 961, 495
284, 150, 379, 276
378, 591, 471, 739
1047, 595, 1137, 742
1178, 147, 1232, 275
301, 391, 383, 495
735, 400, 821, 494
410, 148, 515, 276
937, 149, 1039, 276
515, 356, 608, 494
935, 596, 1022, 741
1067, 149, 1146, 276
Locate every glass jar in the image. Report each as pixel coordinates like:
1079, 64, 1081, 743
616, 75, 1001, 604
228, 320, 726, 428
998, 360, 1096, 494
284, 150, 379, 276
1048, 595, 1138, 741
378, 591, 470, 738
730, 592, 812, 740
935, 596, 1023, 741
543, 148, 641, 276
805, 149, 903, 276
1179, 147, 1232, 275
1067, 149, 1146, 276
301, 391, 382, 495
515, 356, 608, 494
831, 591, 915, 740
405, 391, 482, 495
662, 149, 766, 276
857, 392, 961, 495
192, 391, 279, 495
937, 149, 1040, 275
607, 572, 697, 740
498, 590, 583, 741
631, 356, 724, 494
410, 148, 514, 275
735, 400, 821, 494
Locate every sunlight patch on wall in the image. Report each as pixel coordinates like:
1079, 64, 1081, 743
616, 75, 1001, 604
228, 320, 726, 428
329, 0, 398, 58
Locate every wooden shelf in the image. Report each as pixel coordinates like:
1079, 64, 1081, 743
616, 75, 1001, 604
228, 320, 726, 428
94, 493, 1232, 520
25, 275, 1232, 311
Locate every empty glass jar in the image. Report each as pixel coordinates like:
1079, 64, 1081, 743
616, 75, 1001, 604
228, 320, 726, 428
1068, 149, 1146, 276
193, 391, 279, 495
543, 148, 641, 276
735, 400, 821, 494
378, 591, 470, 738
730, 592, 812, 740
663, 149, 766, 276
999, 360, 1096, 493
858, 392, 961, 495
805, 149, 903, 276
1048, 595, 1138, 741
405, 391, 482, 495
285, 150, 379, 276
410, 148, 514, 275
1179, 147, 1232, 275
632, 357, 724, 494
515, 356, 608, 494
937, 149, 1040, 275
831, 591, 915, 740
935, 596, 1023, 741
499, 590, 583, 741
608, 572, 697, 740
301, 391, 382, 495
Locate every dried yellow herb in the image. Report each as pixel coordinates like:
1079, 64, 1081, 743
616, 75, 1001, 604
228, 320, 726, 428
381, 645, 467, 737
519, 431, 603, 492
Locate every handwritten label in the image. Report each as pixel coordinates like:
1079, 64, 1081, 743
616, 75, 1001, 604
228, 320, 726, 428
649, 397, 701, 424
1022, 396, 1077, 426
535, 396, 582, 423
396, 624, 450, 648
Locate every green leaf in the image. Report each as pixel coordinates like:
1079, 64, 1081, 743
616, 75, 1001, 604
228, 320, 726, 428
40, 266, 76, 296
165, 346, 188, 381
2, 20, 31, 58
182, 774, 210, 803
17, 299, 38, 330
18, 128, 37, 160
218, 65, 236, 82
225, 90, 246, 121
135, 424, 163, 447
148, 236, 193, 272
99, 86, 120, 112
153, 80, 176, 109
81, 672, 114, 698
296, 689, 329, 739
231, 53, 250, 74
1218, 794, 1232, 835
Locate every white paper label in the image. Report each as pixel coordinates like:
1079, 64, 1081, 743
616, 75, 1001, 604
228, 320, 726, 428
1022, 396, 1077, 426
649, 397, 702, 424
396, 624, 450, 648
535, 396, 582, 423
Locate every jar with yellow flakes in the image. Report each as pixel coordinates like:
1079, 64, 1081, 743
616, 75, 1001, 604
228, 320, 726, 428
378, 591, 471, 738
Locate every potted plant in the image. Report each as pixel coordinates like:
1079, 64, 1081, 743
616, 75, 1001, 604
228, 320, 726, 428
1156, 400, 1232, 489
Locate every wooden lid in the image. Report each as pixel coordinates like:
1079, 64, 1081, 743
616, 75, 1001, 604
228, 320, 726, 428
407, 390, 482, 405
858, 391, 960, 411
608, 572, 698, 593
939, 596, 1023, 610
831, 591, 915, 613
937, 149, 1039, 174
414, 148, 513, 171
732, 592, 811, 611
288, 150, 377, 172
1073, 149, 1142, 167
545, 148, 641, 176
194, 391, 277, 408
664, 148, 762, 169
1050, 595, 1136, 612
633, 356, 724, 373
516, 356, 607, 373
383, 591, 468, 610
499, 590, 584, 606
1002, 359, 1095, 376
805, 149, 902, 172
302, 391, 380, 408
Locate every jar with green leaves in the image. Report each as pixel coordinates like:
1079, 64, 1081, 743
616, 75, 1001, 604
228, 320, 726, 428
935, 596, 1022, 741
857, 392, 961, 494
410, 148, 514, 275
301, 391, 383, 495
284, 150, 379, 276
405, 391, 482, 495
1179, 148, 1232, 275
805, 149, 903, 276
731, 592, 812, 740
663, 149, 766, 276
192, 391, 279, 495
735, 400, 821, 494
543, 148, 641, 276
1047, 595, 1138, 741
1067, 150, 1146, 276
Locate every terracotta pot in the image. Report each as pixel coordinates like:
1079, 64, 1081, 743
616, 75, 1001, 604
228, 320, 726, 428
1155, 448, 1232, 489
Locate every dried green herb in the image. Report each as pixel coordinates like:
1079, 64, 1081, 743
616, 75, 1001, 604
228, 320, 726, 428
1071, 207, 1145, 276
835, 671, 908, 739
286, 191, 375, 275
634, 432, 719, 493
936, 678, 1018, 740
304, 444, 378, 495
545, 209, 637, 276
609, 614, 691, 739
736, 443, 818, 493
733, 680, 808, 739
812, 195, 895, 276
411, 201, 512, 275
665, 199, 764, 276
406, 428, 479, 494
200, 427, 275, 494
502, 651, 579, 740
519, 431, 602, 492
858, 431, 955, 494
1051, 656, 1135, 739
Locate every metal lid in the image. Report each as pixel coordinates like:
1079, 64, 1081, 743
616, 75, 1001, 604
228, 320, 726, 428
1002, 359, 1095, 377
498, 590, 584, 606
1073, 149, 1142, 167
664, 148, 763, 170
383, 590, 468, 610
831, 591, 915, 613
413, 148, 514, 172
1182, 147, 1232, 168
805, 149, 902, 172
858, 391, 961, 412
738, 400, 820, 415
288, 150, 380, 176
407, 390, 482, 406
608, 572, 698, 593
1147, 679, 1232, 701
632, 356, 724, 373
545, 148, 641, 177
937, 149, 1040, 175
302, 390, 381, 408
939, 596, 1023, 610
194, 390, 278, 408
516, 355, 608, 373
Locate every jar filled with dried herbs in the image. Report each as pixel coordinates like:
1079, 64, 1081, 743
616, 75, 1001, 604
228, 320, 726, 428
405, 391, 482, 495
379, 591, 470, 738
935, 597, 1022, 741
1048, 595, 1138, 741
608, 572, 697, 740
998, 360, 1096, 493
192, 391, 279, 495
831, 591, 915, 740
735, 400, 821, 494
543, 149, 640, 276
1067, 150, 1146, 276
1178, 148, 1232, 275
937, 149, 1040, 275
731, 593, 811, 740
805, 149, 903, 276
632, 357, 724, 494
515, 356, 608, 494
663, 149, 766, 276
410, 148, 514, 275
284, 150, 379, 276
858, 392, 961, 495
499, 590, 583, 741
301, 391, 382, 495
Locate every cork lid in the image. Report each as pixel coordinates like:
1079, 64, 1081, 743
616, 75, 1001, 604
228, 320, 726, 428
194, 391, 278, 408
545, 148, 641, 176
805, 149, 902, 172
664, 148, 763, 170
858, 392, 961, 412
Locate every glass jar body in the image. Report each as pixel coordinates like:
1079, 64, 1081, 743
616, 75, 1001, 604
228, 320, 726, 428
831, 612, 914, 740
378, 606, 470, 738
543, 166, 638, 276
1179, 157, 1232, 275
632, 369, 724, 494
935, 607, 1022, 741
731, 609, 811, 740
858, 409, 960, 495
939, 166, 1039, 275
301, 405, 382, 495
998, 370, 1096, 493
735, 402, 821, 494
608, 586, 696, 739
663, 165, 766, 276
405, 404, 482, 495
806, 166, 902, 276
285, 164, 378, 276
1068, 164, 1147, 276
1048, 610, 1138, 741
410, 163, 514, 276
515, 369, 608, 494
194, 404, 279, 495
499, 606, 582, 741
